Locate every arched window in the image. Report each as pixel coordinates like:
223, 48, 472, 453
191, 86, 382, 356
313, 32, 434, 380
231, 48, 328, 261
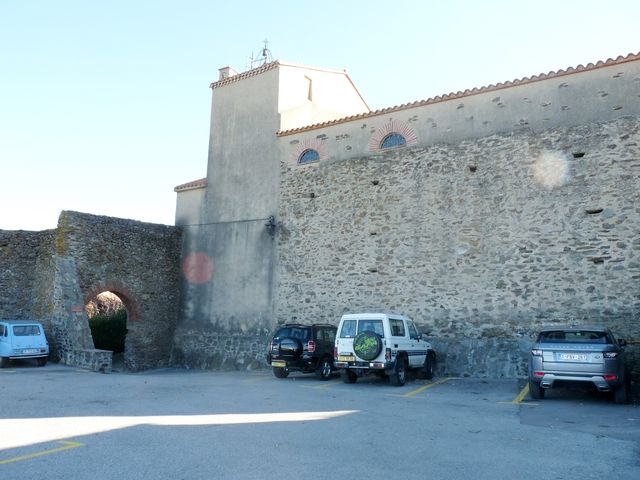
298, 149, 320, 164
380, 133, 406, 149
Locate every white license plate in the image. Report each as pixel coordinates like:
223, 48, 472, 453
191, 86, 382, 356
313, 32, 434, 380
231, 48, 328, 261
271, 360, 286, 367
22, 348, 39, 354
338, 355, 355, 362
559, 353, 588, 361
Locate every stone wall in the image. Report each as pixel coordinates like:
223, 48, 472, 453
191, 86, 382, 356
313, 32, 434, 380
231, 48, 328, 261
0, 212, 182, 372
276, 116, 640, 377
171, 327, 268, 371
0, 229, 55, 320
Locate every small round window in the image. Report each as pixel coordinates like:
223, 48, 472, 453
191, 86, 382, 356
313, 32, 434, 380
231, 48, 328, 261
298, 149, 320, 164
380, 133, 406, 149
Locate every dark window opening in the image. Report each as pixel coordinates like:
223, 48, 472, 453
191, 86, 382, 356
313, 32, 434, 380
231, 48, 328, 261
380, 133, 406, 149
298, 149, 320, 164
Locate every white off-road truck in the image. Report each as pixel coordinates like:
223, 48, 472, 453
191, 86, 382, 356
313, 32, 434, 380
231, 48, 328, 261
334, 313, 436, 386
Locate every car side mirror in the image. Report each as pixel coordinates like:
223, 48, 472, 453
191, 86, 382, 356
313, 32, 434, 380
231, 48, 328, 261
619, 339, 627, 347
417, 333, 422, 341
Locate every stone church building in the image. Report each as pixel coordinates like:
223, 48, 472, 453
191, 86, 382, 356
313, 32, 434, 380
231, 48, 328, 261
172, 53, 640, 376
1, 53, 638, 376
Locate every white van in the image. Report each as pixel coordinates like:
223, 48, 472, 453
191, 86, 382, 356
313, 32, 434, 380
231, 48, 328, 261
334, 312, 436, 386
0, 320, 50, 367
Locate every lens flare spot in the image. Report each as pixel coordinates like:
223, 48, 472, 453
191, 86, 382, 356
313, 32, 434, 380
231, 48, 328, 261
182, 252, 214, 284
532, 151, 571, 189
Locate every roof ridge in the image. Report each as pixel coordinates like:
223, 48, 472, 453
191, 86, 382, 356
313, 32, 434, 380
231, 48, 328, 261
174, 178, 207, 192
210, 61, 280, 89
277, 51, 640, 136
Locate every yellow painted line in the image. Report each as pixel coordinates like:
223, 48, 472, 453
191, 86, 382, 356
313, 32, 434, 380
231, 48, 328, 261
512, 383, 529, 404
0, 440, 85, 465
403, 377, 452, 397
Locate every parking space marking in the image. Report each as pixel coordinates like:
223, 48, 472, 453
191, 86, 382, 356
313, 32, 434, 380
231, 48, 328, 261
512, 383, 529, 404
0, 440, 84, 465
402, 377, 452, 397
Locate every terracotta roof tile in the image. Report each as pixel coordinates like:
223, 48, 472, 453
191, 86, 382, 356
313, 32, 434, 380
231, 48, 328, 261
277, 52, 640, 136
210, 61, 280, 89
174, 178, 207, 192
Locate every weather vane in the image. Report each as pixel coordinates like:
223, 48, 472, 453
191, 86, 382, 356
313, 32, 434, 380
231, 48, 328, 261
248, 39, 273, 69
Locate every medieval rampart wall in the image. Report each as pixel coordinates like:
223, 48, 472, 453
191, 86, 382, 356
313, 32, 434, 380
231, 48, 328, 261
0, 212, 182, 371
276, 116, 640, 377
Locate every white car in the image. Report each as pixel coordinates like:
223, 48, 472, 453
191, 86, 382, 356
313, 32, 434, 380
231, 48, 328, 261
0, 320, 50, 367
334, 313, 436, 386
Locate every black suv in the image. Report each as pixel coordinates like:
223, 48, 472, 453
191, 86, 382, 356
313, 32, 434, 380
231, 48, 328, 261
266, 324, 337, 380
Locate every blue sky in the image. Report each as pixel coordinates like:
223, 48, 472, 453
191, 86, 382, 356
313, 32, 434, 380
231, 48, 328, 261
1, 0, 638, 230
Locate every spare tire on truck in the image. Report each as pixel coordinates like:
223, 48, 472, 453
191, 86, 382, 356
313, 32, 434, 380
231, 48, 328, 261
278, 338, 303, 359
353, 331, 382, 361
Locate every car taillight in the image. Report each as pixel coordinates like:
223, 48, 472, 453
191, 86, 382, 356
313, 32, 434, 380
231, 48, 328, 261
603, 352, 618, 358
531, 349, 542, 356
385, 348, 391, 361
307, 340, 316, 353
334, 347, 337, 359
533, 371, 544, 377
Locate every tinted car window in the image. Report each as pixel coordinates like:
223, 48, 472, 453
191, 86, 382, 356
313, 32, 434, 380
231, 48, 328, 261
276, 326, 310, 341
320, 328, 336, 343
408, 321, 420, 340
538, 330, 612, 344
390, 319, 405, 337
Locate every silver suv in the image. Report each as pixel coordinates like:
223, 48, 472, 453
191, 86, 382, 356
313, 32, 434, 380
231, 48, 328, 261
334, 313, 436, 386
528, 326, 630, 404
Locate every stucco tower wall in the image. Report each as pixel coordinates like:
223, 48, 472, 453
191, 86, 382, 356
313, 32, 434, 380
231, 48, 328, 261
174, 65, 282, 371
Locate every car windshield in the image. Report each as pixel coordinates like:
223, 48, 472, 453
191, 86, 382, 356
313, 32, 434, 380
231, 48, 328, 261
12, 325, 42, 336
275, 327, 310, 341
538, 330, 612, 344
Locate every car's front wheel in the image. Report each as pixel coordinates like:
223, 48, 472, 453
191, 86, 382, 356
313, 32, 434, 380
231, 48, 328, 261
273, 367, 289, 379
0, 357, 8, 368
315, 357, 333, 381
529, 380, 544, 400
389, 357, 407, 386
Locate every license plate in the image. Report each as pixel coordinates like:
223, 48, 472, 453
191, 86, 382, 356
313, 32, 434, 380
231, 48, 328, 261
22, 349, 39, 354
558, 353, 588, 361
338, 355, 355, 362
271, 360, 286, 367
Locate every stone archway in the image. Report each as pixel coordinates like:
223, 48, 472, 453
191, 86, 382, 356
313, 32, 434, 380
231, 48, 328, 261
85, 281, 141, 371
85, 291, 127, 370
0, 211, 182, 372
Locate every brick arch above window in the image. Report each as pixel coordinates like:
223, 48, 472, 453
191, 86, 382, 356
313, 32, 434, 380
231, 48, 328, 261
292, 139, 328, 165
368, 119, 418, 152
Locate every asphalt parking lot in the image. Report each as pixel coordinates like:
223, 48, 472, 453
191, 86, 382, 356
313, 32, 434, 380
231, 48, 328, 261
1, 363, 639, 480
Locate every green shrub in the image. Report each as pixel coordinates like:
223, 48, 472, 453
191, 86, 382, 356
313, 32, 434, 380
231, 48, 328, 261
89, 309, 127, 353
